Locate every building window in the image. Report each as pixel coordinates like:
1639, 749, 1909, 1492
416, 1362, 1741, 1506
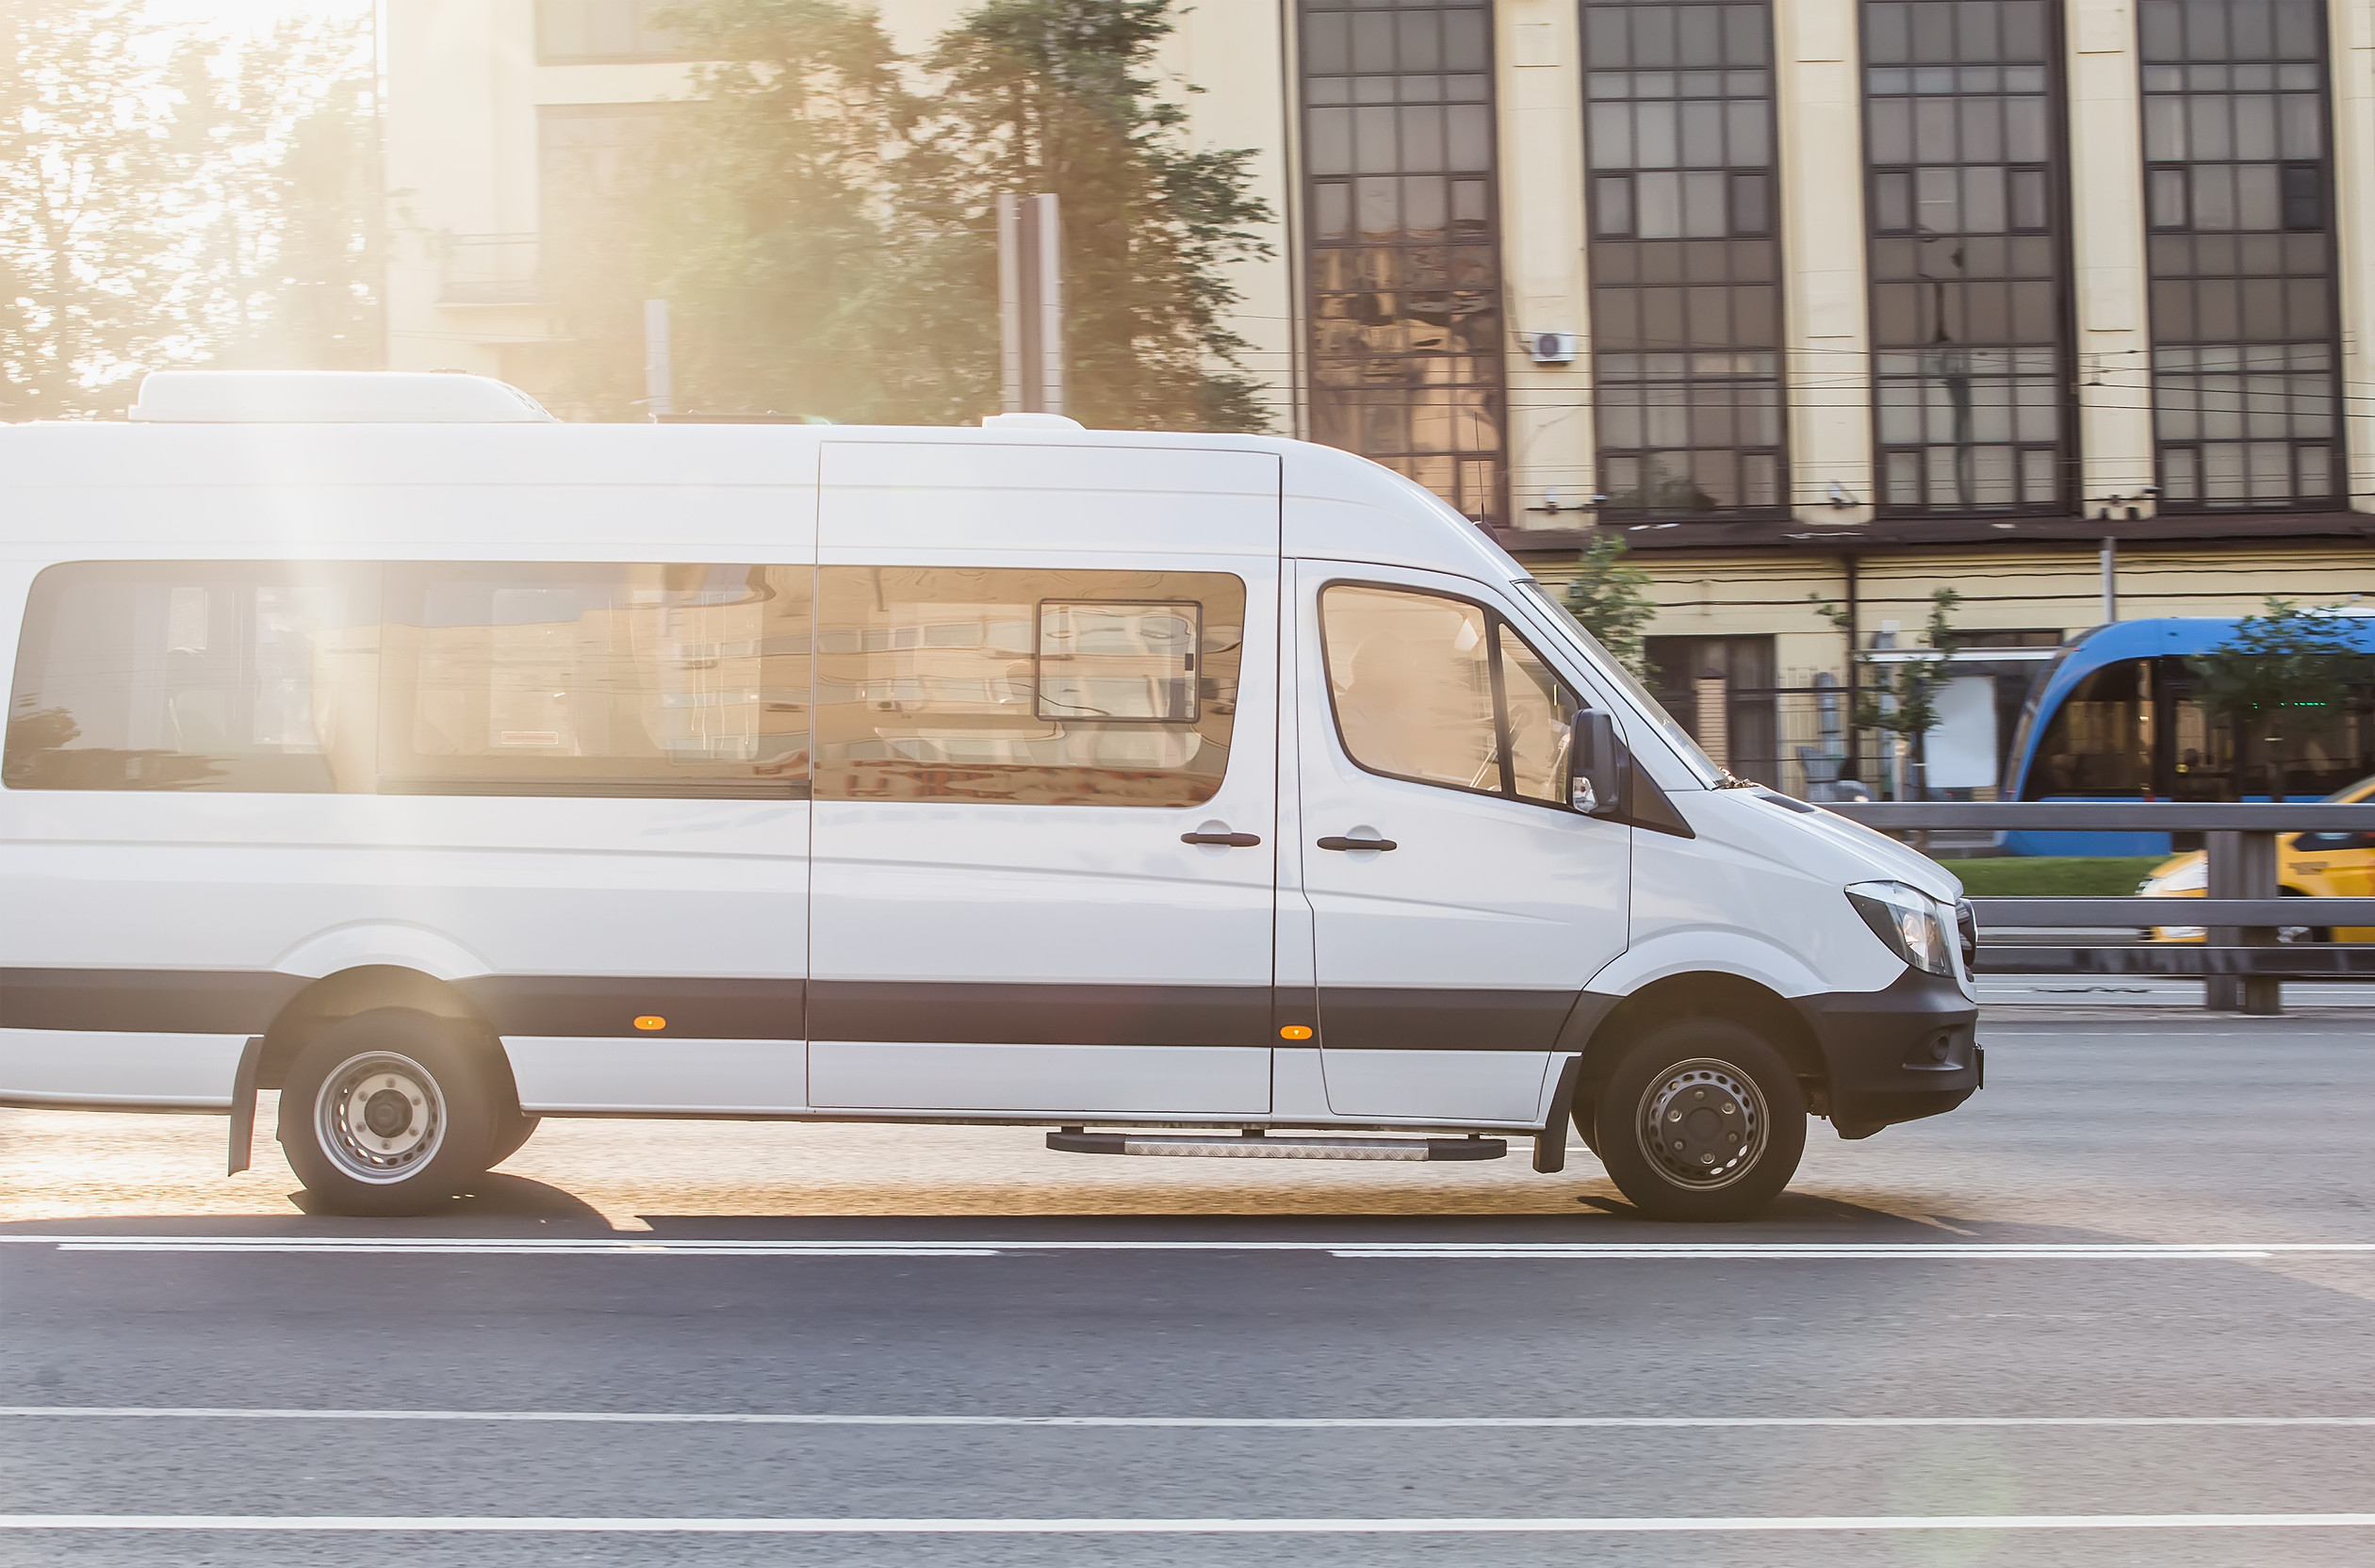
2140, 0, 2339, 509
1863, 0, 2072, 515
535, 0, 697, 64
1645, 634, 1776, 778
1300, 0, 1508, 526
1581, 0, 1787, 518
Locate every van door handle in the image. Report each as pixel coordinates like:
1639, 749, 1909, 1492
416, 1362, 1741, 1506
1317, 835, 1398, 852
1182, 831, 1262, 847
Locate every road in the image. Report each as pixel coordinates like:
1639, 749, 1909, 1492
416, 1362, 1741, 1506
2, 1002, 2373, 1566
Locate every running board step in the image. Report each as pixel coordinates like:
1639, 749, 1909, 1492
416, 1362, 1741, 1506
1046, 1131, 1507, 1162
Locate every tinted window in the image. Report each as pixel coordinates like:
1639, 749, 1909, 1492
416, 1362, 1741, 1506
1320, 583, 1580, 802
6, 562, 380, 792
1500, 633, 1583, 803
377, 563, 811, 798
6, 561, 811, 798
813, 567, 1244, 808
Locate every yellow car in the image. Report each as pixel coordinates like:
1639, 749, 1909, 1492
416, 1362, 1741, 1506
2138, 775, 2375, 943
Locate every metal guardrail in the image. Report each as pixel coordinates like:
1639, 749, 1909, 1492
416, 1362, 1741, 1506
1970, 897, 2375, 925
1826, 801, 2375, 1013
1831, 802, 2375, 830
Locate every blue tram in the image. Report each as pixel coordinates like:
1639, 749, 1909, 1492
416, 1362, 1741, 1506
1999, 614, 2375, 856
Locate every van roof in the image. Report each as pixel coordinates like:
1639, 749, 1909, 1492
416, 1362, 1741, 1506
0, 418, 1531, 588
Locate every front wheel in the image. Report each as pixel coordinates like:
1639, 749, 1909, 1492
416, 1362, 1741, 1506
277, 1008, 500, 1217
1592, 1019, 1808, 1222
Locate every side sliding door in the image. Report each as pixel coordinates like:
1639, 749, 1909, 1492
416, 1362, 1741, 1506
807, 441, 1283, 1117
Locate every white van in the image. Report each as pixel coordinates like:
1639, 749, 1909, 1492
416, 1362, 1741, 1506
0, 372, 1981, 1221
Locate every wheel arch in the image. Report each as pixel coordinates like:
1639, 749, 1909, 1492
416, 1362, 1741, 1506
257, 966, 517, 1109
1569, 972, 1829, 1118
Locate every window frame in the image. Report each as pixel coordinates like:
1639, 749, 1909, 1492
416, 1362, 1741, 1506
2135, 0, 2345, 513
1316, 578, 1585, 811
1030, 597, 1204, 725
1295, 0, 1512, 530
1578, 0, 1793, 523
1857, 0, 2078, 519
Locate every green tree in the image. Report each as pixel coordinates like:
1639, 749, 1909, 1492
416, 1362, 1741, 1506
922, 0, 1273, 431
578, 0, 1275, 426
185, 15, 385, 373
1, 3, 382, 417
0, 0, 186, 416
547, 0, 924, 422
2193, 596, 2375, 801
1811, 587, 1960, 797
1562, 533, 1656, 678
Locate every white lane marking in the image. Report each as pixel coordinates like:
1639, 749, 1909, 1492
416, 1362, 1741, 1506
15, 1236, 2374, 1260
3, 1512, 2374, 1533
4, 1408, 2375, 1429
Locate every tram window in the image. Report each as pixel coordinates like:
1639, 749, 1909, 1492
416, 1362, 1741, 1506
2026, 661, 2151, 796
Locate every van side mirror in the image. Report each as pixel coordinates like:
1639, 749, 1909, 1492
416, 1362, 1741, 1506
1566, 710, 1622, 817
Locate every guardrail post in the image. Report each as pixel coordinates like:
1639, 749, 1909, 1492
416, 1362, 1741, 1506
2206, 828, 2282, 1015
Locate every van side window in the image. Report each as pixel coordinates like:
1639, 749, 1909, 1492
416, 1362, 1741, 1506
5, 562, 381, 792
814, 566, 1244, 807
1499, 632, 1583, 804
377, 563, 810, 797
1319, 583, 1581, 805
6, 561, 811, 798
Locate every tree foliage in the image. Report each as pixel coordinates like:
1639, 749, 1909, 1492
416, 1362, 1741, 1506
549, 0, 929, 421
922, 0, 1271, 431
564, 0, 1272, 427
0, 1, 381, 417
1562, 533, 1656, 678
1852, 588, 1963, 744
0, 0, 185, 416
2193, 596, 2375, 800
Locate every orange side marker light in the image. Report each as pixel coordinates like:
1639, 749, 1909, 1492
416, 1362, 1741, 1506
1279, 1025, 1314, 1040
633, 1016, 667, 1032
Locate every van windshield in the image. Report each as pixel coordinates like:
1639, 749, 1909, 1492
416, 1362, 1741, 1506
1511, 578, 1723, 788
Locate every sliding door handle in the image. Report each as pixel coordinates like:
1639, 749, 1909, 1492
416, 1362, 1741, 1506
1182, 831, 1262, 847
1317, 835, 1398, 852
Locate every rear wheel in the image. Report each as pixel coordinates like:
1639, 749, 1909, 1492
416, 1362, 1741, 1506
277, 1008, 501, 1217
1592, 1018, 1807, 1222
487, 1109, 541, 1167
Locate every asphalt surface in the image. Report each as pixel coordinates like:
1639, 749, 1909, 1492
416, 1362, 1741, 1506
3, 1002, 2373, 1566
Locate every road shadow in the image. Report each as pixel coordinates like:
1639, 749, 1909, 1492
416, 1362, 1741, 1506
284, 1170, 613, 1224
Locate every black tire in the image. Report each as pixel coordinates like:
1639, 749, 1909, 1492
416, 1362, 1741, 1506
1591, 1018, 1808, 1222
1569, 1094, 1604, 1159
487, 1109, 542, 1168
276, 1008, 500, 1217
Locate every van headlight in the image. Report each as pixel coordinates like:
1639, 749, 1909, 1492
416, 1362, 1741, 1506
1845, 881, 1956, 976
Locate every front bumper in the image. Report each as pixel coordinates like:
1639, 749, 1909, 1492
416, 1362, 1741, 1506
1792, 967, 1980, 1135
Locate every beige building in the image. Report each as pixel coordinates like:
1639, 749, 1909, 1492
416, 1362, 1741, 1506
385, 0, 2375, 792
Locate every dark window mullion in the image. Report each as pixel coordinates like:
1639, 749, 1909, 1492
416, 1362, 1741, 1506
1485, 620, 1516, 798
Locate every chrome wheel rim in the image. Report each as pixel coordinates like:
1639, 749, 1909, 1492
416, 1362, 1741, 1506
315, 1052, 446, 1184
1637, 1058, 1767, 1190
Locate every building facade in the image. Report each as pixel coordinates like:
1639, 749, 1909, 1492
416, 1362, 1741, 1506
386, 0, 2375, 792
